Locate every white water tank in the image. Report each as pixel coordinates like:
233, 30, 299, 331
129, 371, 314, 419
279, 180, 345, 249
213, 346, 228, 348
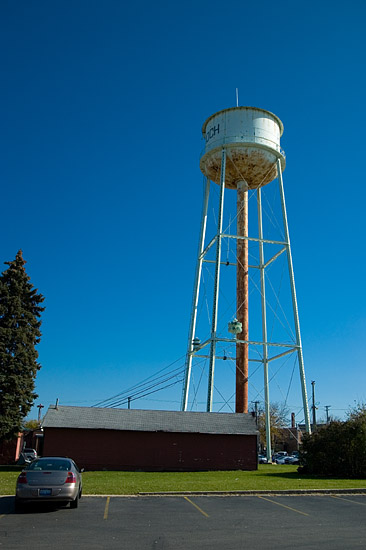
200, 107, 286, 189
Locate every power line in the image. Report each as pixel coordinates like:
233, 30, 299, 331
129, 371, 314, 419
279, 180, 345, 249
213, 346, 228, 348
92, 355, 186, 408
103, 370, 185, 408
108, 378, 184, 408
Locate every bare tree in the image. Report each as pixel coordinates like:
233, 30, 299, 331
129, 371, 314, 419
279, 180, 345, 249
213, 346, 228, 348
255, 402, 289, 451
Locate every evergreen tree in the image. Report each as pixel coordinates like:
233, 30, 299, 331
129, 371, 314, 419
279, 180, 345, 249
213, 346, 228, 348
0, 251, 45, 440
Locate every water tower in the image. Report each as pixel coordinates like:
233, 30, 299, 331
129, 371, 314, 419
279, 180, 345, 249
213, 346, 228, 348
181, 106, 311, 458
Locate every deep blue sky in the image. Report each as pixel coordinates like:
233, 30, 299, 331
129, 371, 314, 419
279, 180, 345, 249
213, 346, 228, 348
1, 0, 365, 422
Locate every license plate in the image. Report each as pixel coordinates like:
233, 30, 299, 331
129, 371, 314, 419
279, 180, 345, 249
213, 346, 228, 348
39, 489, 52, 496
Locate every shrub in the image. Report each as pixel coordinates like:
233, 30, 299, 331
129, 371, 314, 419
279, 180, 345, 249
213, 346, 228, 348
299, 405, 366, 478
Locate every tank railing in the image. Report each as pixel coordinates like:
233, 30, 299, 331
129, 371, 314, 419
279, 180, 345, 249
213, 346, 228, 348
200, 134, 286, 160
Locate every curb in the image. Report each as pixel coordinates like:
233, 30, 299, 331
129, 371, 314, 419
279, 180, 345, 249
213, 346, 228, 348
2, 489, 366, 498
138, 489, 366, 496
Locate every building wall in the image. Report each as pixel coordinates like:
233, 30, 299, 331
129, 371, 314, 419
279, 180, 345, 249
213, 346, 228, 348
23, 430, 44, 456
43, 428, 257, 471
0, 433, 23, 465
275, 427, 302, 454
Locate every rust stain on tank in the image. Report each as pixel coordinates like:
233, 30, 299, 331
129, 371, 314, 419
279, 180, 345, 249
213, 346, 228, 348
200, 147, 279, 189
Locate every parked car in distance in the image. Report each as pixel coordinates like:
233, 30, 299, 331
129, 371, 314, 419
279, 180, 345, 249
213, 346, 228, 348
15, 457, 82, 511
23, 448, 37, 461
284, 451, 300, 464
272, 451, 288, 464
258, 454, 268, 464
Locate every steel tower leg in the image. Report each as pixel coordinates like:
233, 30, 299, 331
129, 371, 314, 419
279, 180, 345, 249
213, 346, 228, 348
277, 159, 311, 434
181, 177, 211, 411
257, 187, 272, 460
207, 149, 226, 412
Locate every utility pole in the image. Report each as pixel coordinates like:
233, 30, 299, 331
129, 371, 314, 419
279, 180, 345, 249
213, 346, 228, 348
252, 401, 260, 425
37, 404, 44, 423
128, 397, 131, 410
311, 381, 316, 428
325, 405, 331, 424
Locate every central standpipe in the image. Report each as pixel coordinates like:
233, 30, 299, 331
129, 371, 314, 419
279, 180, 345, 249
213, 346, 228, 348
236, 181, 249, 413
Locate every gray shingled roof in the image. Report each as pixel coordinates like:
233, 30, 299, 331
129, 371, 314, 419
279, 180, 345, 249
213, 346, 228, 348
42, 405, 258, 436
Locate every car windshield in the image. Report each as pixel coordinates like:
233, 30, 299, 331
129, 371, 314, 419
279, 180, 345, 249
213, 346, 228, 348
28, 459, 71, 471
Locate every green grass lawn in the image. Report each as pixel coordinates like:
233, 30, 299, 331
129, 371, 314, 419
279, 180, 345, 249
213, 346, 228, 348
2, 465, 366, 495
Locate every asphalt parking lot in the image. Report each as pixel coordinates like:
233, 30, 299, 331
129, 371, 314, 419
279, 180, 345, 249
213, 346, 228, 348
1, 494, 366, 549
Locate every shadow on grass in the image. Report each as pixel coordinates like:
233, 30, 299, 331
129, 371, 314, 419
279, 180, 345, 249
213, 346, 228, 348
0, 465, 23, 472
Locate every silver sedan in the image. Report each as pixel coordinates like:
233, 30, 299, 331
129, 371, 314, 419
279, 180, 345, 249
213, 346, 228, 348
15, 456, 82, 511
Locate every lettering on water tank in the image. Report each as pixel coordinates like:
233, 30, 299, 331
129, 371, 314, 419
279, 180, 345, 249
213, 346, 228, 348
205, 124, 220, 143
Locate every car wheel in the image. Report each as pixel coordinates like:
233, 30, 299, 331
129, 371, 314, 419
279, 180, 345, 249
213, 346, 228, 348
70, 494, 79, 509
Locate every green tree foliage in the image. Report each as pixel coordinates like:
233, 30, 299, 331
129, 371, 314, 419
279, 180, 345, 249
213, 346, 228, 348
23, 419, 41, 430
0, 251, 45, 440
300, 404, 366, 477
